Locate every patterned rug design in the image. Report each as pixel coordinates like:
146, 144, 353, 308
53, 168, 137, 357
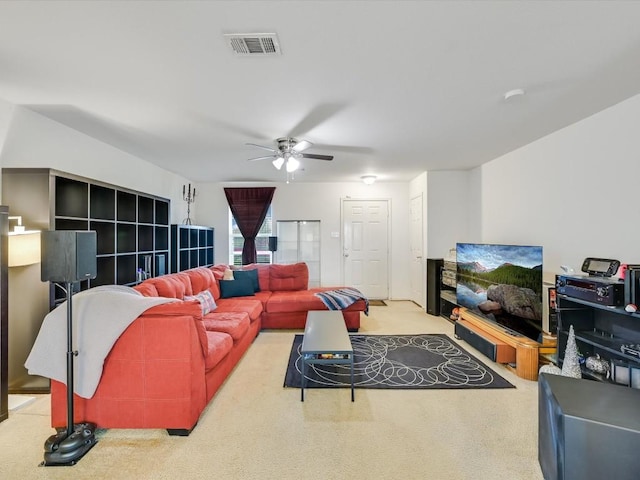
284, 334, 515, 389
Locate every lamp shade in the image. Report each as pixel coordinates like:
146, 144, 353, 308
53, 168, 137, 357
8, 230, 41, 267
286, 157, 300, 172
272, 157, 285, 170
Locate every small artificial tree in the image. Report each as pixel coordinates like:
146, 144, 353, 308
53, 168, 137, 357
561, 325, 582, 378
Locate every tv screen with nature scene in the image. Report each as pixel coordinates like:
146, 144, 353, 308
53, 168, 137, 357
456, 243, 543, 342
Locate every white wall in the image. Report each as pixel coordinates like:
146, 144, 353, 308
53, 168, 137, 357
0, 106, 191, 223
196, 181, 412, 299
0, 98, 15, 164
473, 93, 640, 276
426, 170, 471, 258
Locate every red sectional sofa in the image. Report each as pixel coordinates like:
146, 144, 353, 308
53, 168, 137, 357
50, 263, 367, 435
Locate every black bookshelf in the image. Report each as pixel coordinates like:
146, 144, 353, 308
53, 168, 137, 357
170, 224, 214, 272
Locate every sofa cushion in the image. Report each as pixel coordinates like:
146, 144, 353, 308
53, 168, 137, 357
240, 264, 270, 292
147, 273, 192, 299
215, 297, 263, 322
266, 288, 367, 314
210, 264, 228, 280
202, 312, 250, 341
233, 269, 260, 292
134, 282, 158, 297
269, 263, 308, 291
183, 268, 216, 295
175, 273, 194, 296
184, 290, 217, 315
265, 290, 329, 313
204, 331, 233, 371
253, 291, 272, 310
220, 278, 255, 298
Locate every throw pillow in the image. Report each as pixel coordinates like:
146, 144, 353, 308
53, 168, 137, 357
223, 269, 234, 281
219, 278, 255, 298
233, 269, 260, 293
184, 290, 217, 315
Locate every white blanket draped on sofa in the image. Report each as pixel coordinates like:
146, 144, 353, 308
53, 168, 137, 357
25, 285, 176, 399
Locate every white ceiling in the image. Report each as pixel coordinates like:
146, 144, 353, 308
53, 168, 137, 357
1, 1, 640, 183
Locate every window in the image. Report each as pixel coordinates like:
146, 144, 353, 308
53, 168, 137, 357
228, 206, 273, 265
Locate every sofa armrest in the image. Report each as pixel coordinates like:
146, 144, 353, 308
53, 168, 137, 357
51, 313, 207, 430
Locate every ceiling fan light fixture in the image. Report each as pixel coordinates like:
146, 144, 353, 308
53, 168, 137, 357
361, 175, 377, 185
286, 157, 300, 172
272, 157, 285, 170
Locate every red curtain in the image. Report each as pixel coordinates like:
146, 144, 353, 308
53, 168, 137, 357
224, 187, 276, 265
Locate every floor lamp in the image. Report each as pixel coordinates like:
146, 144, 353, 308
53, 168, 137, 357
40, 230, 98, 466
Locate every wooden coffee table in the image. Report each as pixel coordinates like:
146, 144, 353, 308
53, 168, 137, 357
301, 311, 354, 402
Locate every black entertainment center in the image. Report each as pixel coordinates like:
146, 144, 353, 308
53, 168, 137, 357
555, 284, 640, 386
537, 261, 640, 480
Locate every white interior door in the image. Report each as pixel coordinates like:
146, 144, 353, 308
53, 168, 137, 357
342, 199, 389, 299
410, 194, 424, 307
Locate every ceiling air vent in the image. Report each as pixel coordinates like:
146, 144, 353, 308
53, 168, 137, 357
224, 33, 281, 56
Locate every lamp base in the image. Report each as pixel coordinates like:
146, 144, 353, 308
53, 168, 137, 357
40, 422, 97, 467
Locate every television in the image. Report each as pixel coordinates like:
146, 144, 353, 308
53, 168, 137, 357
456, 243, 543, 342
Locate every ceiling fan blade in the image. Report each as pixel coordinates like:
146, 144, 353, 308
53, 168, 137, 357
312, 144, 374, 155
246, 142, 277, 153
300, 153, 334, 161
287, 103, 347, 138
292, 140, 312, 152
248, 155, 277, 162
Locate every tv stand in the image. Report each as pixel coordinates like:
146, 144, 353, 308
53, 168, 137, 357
456, 308, 540, 380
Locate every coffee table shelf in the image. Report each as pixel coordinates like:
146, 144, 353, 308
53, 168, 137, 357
301, 311, 354, 402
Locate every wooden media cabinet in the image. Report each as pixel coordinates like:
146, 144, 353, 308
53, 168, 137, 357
455, 308, 541, 380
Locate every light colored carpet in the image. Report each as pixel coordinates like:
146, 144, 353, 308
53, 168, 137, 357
0, 301, 543, 479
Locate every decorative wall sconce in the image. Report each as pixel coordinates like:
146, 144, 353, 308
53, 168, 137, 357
8, 215, 41, 267
183, 184, 196, 225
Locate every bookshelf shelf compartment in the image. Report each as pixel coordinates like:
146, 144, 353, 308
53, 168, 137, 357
170, 224, 215, 273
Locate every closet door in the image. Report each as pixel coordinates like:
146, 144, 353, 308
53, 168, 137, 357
276, 220, 321, 287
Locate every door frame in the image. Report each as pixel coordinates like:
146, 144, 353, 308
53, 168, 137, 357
340, 197, 391, 299
409, 193, 425, 307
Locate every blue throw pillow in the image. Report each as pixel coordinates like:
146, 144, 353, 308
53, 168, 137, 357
233, 269, 260, 293
219, 278, 256, 298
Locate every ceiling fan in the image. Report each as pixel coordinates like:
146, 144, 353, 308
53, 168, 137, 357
246, 137, 334, 173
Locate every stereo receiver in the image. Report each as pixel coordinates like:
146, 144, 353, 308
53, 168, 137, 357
556, 274, 625, 306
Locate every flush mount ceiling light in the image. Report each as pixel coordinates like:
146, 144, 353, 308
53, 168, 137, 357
504, 88, 526, 101
361, 175, 377, 185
